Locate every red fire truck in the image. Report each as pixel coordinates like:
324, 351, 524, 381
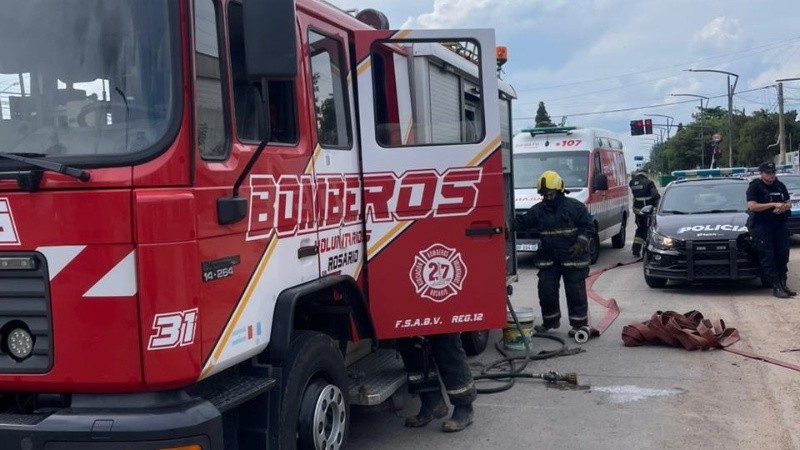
0, 0, 515, 448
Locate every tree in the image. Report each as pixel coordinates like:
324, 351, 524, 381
535, 101, 556, 127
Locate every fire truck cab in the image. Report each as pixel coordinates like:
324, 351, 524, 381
0, 1, 514, 448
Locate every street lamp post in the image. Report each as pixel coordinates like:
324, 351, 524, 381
644, 114, 674, 139
671, 93, 709, 169
686, 69, 739, 168
776, 77, 800, 164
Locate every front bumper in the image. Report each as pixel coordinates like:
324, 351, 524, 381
0, 391, 222, 450
644, 238, 760, 281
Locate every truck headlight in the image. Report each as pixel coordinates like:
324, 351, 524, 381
650, 231, 676, 250
6, 327, 34, 360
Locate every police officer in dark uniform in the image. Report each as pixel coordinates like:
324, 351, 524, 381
514, 170, 595, 336
747, 162, 795, 298
397, 334, 476, 432
629, 170, 661, 257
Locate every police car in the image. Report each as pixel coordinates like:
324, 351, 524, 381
640, 176, 762, 288
780, 173, 800, 234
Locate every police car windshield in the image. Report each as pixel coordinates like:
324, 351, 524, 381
660, 182, 748, 214
513, 151, 589, 189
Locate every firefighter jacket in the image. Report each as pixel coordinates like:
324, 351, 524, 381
629, 174, 660, 215
514, 194, 594, 269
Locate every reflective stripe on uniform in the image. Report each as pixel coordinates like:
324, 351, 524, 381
569, 315, 588, 321
562, 261, 590, 268
633, 237, 646, 245
536, 260, 555, 268
539, 227, 578, 237
543, 312, 561, 320
446, 381, 476, 396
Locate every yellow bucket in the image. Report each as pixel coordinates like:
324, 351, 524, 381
503, 307, 535, 351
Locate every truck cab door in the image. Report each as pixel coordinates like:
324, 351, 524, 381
353, 29, 506, 339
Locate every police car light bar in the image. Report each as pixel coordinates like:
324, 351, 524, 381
744, 164, 794, 173
671, 167, 748, 178
521, 126, 577, 136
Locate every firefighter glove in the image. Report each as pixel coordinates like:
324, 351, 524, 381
569, 237, 588, 259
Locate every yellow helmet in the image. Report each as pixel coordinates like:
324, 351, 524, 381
536, 170, 565, 194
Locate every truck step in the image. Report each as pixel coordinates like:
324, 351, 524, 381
347, 348, 406, 406
206, 375, 277, 413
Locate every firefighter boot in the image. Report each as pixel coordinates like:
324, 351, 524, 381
533, 321, 560, 333
773, 283, 791, 299
441, 404, 474, 432
780, 278, 797, 296
404, 391, 448, 427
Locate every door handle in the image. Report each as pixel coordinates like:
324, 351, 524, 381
297, 245, 319, 259
465, 226, 503, 237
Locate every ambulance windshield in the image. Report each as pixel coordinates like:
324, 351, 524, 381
513, 151, 590, 189
0, 0, 177, 163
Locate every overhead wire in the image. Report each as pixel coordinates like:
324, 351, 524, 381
512, 86, 775, 121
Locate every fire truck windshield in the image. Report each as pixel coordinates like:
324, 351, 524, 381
0, 0, 177, 164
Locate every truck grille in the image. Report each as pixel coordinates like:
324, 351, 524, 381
0, 253, 52, 373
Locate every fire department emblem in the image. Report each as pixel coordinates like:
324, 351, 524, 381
0, 199, 20, 245
409, 244, 467, 303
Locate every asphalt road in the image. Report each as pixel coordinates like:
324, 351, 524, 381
348, 219, 800, 450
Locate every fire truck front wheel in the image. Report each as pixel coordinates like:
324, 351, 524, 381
280, 331, 349, 450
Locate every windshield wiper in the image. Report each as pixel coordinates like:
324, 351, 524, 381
0, 152, 90, 182
702, 209, 741, 214
661, 210, 689, 214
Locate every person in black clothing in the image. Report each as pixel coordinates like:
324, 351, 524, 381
746, 162, 795, 298
629, 170, 661, 257
514, 170, 594, 336
397, 334, 476, 432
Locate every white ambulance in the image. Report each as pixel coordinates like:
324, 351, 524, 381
513, 127, 630, 263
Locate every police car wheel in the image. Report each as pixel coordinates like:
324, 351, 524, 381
280, 331, 349, 450
461, 330, 489, 356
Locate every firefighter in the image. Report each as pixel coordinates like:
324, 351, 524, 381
746, 162, 795, 299
514, 170, 594, 336
397, 334, 476, 432
629, 170, 660, 258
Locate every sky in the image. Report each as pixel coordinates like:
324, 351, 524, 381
327, 0, 800, 164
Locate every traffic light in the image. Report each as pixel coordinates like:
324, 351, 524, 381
630, 120, 644, 136
644, 119, 653, 134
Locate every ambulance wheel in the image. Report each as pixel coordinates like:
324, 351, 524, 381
589, 232, 600, 265
461, 330, 489, 356
611, 217, 626, 249
280, 331, 349, 450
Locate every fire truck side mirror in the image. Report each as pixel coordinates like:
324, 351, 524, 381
243, 0, 298, 79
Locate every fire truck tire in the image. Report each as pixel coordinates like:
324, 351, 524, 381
589, 232, 600, 265
611, 216, 626, 249
280, 331, 349, 450
461, 330, 489, 356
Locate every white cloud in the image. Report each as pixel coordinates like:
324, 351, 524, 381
692, 17, 744, 52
